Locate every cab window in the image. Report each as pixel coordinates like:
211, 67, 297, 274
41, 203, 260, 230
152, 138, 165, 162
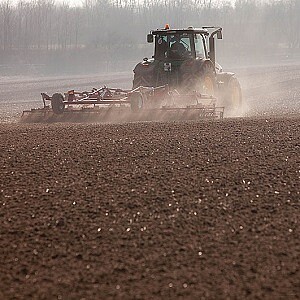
169, 34, 192, 52
194, 34, 206, 58
168, 33, 192, 59
155, 35, 168, 59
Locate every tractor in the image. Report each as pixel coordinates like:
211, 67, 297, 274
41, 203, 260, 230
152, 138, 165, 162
22, 25, 240, 122
133, 25, 242, 111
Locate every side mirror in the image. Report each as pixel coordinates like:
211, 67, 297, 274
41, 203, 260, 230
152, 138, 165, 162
147, 34, 154, 43
217, 31, 223, 40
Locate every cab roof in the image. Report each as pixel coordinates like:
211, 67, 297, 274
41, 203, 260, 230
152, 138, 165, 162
152, 27, 209, 36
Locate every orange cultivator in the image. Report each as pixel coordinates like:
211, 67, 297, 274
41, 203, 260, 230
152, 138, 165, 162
21, 85, 224, 123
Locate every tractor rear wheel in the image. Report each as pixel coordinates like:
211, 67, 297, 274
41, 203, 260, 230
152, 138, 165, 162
130, 92, 144, 112
182, 62, 216, 96
51, 93, 65, 114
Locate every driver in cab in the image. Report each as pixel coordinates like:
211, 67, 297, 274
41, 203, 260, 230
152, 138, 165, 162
170, 35, 187, 58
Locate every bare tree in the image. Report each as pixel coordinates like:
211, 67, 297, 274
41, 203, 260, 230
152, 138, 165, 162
0, 0, 13, 51
0, 0, 299, 74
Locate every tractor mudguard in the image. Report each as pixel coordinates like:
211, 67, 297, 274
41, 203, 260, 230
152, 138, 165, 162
133, 59, 155, 75
133, 59, 156, 88
199, 59, 216, 75
217, 72, 235, 86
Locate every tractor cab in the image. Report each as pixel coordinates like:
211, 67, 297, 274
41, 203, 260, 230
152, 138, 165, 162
133, 25, 223, 89
150, 27, 209, 61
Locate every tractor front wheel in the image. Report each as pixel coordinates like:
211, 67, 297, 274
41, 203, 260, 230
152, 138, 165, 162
225, 77, 242, 113
51, 93, 65, 114
201, 71, 216, 96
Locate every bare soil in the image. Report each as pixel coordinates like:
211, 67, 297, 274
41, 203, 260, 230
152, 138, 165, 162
0, 64, 299, 299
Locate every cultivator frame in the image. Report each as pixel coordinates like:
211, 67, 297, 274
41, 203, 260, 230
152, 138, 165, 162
21, 85, 224, 123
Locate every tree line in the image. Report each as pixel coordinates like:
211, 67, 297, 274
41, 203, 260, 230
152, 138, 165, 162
0, 0, 299, 74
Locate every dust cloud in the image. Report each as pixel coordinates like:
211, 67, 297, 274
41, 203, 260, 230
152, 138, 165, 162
234, 64, 300, 117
